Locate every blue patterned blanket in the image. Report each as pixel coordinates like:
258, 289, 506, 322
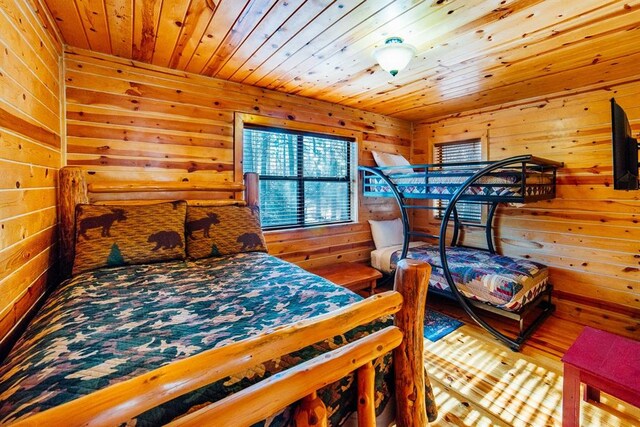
0, 253, 392, 425
389, 244, 549, 311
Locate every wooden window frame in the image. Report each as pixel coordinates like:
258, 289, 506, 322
235, 113, 361, 230
432, 134, 489, 224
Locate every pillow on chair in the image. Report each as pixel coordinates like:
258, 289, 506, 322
368, 218, 404, 250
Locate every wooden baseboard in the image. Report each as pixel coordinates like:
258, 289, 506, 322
552, 291, 639, 340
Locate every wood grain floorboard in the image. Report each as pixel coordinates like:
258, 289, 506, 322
423, 297, 640, 426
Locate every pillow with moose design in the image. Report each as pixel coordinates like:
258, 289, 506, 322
72, 201, 187, 275
186, 205, 267, 259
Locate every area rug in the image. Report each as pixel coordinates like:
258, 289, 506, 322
424, 309, 463, 342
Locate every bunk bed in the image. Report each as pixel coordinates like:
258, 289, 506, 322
360, 154, 564, 351
0, 167, 435, 427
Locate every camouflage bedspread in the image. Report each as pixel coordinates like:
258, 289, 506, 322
0, 252, 393, 426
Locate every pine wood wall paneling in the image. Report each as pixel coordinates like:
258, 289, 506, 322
23, 0, 63, 53
0, 0, 62, 349
40, 0, 640, 122
412, 79, 640, 339
64, 47, 409, 268
62, 49, 410, 137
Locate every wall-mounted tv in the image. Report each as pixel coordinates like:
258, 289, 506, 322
610, 98, 639, 190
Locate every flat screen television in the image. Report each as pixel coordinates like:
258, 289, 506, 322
611, 98, 639, 190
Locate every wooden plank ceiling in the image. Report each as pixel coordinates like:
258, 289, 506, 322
43, 0, 640, 121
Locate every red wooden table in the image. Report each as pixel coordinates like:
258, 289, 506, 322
561, 327, 640, 426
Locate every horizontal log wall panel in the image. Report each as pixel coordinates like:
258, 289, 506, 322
0, 0, 61, 346
66, 138, 232, 162
0, 82, 59, 137
65, 48, 408, 269
0, 245, 56, 316
0, 160, 57, 189
0, 3, 59, 81
0, 270, 49, 353
412, 78, 640, 338
0, 226, 57, 283
0, 207, 58, 250
0, 129, 61, 168
0, 38, 59, 113
63, 48, 411, 137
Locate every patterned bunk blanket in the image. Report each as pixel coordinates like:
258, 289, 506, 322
366, 170, 554, 200
371, 243, 549, 311
0, 252, 392, 426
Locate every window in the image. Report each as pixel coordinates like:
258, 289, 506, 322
434, 139, 483, 223
243, 125, 356, 229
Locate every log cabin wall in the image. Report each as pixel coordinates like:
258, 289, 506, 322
63, 47, 410, 270
412, 78, 640, 339
0, 0, 63, 346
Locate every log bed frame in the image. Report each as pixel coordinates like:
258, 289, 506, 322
11, 167, 433, 427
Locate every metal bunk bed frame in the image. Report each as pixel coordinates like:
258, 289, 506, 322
360, 154, 564, 351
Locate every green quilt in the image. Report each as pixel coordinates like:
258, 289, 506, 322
0, 253, 393, 426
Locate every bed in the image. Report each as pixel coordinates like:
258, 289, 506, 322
0, 167, 435, 426
360, 154, 563, 351
372, 242, 549, 312
362, 152, 560, 204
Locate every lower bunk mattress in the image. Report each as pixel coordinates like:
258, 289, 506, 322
0, 252, 393, 426
371, 242, 549, 311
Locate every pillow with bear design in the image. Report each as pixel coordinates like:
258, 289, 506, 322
186, 205, 267, 259
72, 201, 187, 275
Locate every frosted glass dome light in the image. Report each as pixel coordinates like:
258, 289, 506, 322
373, 37, 416, 77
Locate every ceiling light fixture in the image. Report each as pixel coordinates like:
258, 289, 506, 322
373, 37, 416, 77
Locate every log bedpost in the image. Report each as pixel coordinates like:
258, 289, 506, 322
393, 259, 432, 427
59, 167, 88, 278
293, 392, 328, 427
357, 361, 376, 426
244, 172, 259, 209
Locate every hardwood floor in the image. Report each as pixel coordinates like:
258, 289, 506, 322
423, 296, 640, 426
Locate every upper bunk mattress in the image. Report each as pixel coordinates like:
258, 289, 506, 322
367, 171, 553, 199
0, 252, 391, 426
372, 243, 549, 311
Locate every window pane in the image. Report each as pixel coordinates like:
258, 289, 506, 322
435, 139, 482, 223
303, 136, 348, 178
243, 125, 355, 230
259, 180, 299, 228
440, 200, 482, 223
435, 139, 481, 164
304, 182, 351, 225
244, 129, 298, 177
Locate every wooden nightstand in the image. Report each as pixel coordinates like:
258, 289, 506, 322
307, 262, 382, 295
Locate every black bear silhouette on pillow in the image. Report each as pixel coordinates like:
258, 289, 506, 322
237, 233, 262, 251
148, 231, 183, 251
186, 213, 220, 239
78, 209, 127, 240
